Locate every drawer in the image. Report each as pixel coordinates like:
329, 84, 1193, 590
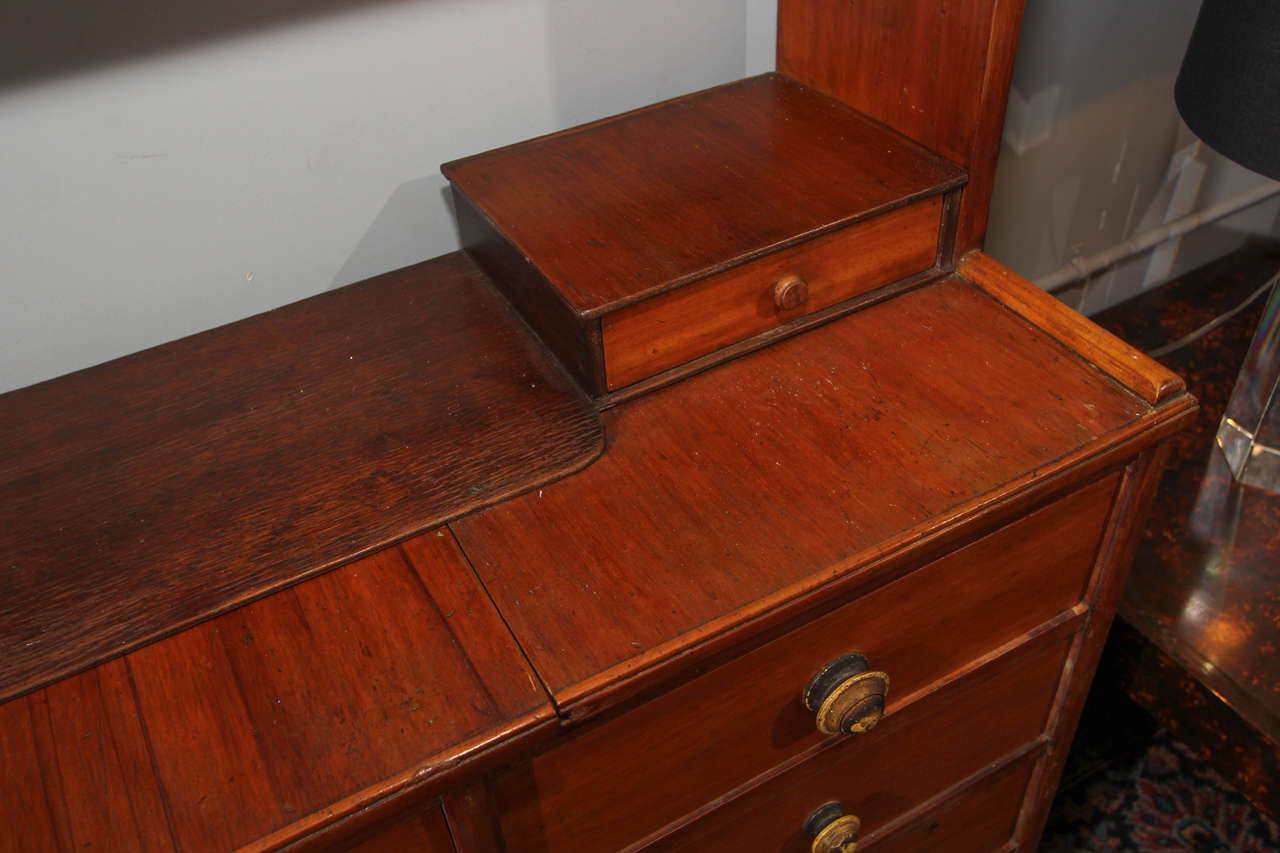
338, 803, 455, 852
600, 197, 943, 389
860, 751, 1039, 853
491, 475, 1116, 851
645, 629, 1070, 852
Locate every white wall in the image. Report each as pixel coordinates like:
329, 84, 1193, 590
1, 0, 778, 394
985, 0, 1280, 314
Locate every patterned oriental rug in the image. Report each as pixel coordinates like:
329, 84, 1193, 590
1040, 730, 1280, 852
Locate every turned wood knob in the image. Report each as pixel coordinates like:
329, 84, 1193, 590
773, 275, 808, 311
803, 653, 890, 735
805, 802, 861, 853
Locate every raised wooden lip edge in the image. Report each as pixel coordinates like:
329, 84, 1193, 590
617, 611, 1080, 852
540, 395, 1197, 721
244, 705, 559, 853
443, 78, 967, 320
959, 251, 1185, 405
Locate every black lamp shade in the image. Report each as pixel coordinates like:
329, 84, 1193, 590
1175, 0, 1280, 180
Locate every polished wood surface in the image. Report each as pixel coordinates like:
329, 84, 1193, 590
644, 627, 1073, 852
601, 197, 943, 389
778, 0, 1026, 253
0, 252, 602, 703
0, 527, 553, 852
340, 805, 455, 853
452, 275, 1162, 709
1093, 245, 1280, 816
0, 5, 1201, 850
485, 479, 1112, 852
444, 74, 963, 318
960, 252, 1184, 404
860, 750, 1038, 853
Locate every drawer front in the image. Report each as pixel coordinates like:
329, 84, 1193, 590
646, 631, 1069, 852
339, 803, 455, 853
600, 197, 943, 390
860, 751, 1039, 853
491, 476, 1116, 852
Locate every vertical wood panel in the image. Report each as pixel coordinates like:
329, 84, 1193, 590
0, 659, 174, 852
126, 532, 549, 851
778, 0, 1027, 252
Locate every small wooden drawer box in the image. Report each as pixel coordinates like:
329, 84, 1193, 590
444, 73, 965, 398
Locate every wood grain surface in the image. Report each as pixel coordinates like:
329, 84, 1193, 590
339, 805, 455, 853
601, 197, 943, 389
859, 750, 1039, 853
0, 527, 553, 852
960, 252, 1184, 404
485, 479, 1114, 851
444, 74, 964, 317
640, 628, 1073, 853
0, 251, 603, 703
452, 276, 1157, 708
778, 0, 1026, 253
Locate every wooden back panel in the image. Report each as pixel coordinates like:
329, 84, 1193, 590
777, 0, 1026, 253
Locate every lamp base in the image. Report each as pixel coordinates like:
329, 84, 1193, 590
1215, 278, 1280, 494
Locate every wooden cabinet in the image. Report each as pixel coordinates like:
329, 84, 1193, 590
0, 3, 1197, 852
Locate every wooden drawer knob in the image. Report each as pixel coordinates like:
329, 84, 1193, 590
773, 275, 808, 311
803, 653, 890, 735
805, 802, 861, 853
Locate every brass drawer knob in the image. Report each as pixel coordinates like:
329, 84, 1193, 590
803, 652, 890, 735
774, 275, 808, 311
805, 802, 861, 853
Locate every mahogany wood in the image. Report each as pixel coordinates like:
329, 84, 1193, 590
777, 0, 1027, 253
960, 252, 1185, 404
0, 658, 174, 852
0, 252, 602, 703
444, 74, 963, 317
858, 750, 1039, 853
447, 74, 963, 394
451, 276, 1168, 711
600, 197, 943, 389
338, 805, 455, 853
637, 628, 1073, 853
0, 528, 553, 852
1012, 447, 1173, 850
485, 479, 1113, 850
442, 780, 506, 853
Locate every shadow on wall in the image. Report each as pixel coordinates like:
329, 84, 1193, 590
0, 0, 466, 93
328, 180, 459, 290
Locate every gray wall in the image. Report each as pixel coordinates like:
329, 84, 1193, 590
1, 0, 777, 394
985, 0, 1280, 314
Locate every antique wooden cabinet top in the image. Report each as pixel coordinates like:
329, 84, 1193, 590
0, 2, 1198, 851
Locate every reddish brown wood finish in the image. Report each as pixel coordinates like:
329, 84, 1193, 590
778, 0, 1026, 253
601, 197, 943, 389
485, 479, 1113, 850
859, 750, 1039, 853
442, 781, 506, 853
451, 276, 1162, 710
638, 628, 1073, 853
0, 659, 174, 852
339, 805, 455, 853
961, 252, 1185, 404
1012, 447, 1174, 850
0, 252, 602, 704
445, 74, 963, 318
0, 527, 553, 852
